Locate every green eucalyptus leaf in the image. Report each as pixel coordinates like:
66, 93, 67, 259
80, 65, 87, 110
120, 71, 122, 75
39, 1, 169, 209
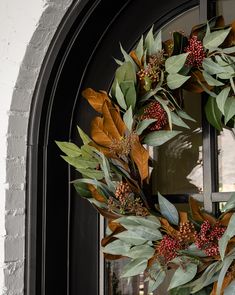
171, 112, 190, 129
168, 263, 197, 290
77, 126, 92, 144
120, 80, 136, 109
122, 224, 162, 241
114, 231, 147, 246
128, 215, 161, 229
224, 96, 235, 124
55, 141, 81, 157
216, 87, 230, 115
115, 81, 127, 110
127, 244, 155, 259
219, 213, 235, 260
120, 43, 138, 71
167, 73, 190, 90
148, 270, 166, 293
177, 110, 196, 122
135, 35, 144, 60
205, 96, 223, 131
217, 256, 234, 295
180, 243, 207, 257
73, 182, 91, 197
158, 192, 179, 225
143, 130, 182, 146
202, 58, 225, 75
76, 167, 104, 180
102, 239, 131, 256
222, 46, 235, 54
115, 61, 136, 84
123, 106, 133, 131
136, 119, 157, 135
165, 53, 189, 74
202, 71, 224, 86
145, 25, 155, 55
121, 258, 148, 278
154, 30, 162, 52
61, 155, 98, 169
203, 27, 231, 50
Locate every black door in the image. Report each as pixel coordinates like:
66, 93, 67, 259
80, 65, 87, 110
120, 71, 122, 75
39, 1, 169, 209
27, 1, 235, 295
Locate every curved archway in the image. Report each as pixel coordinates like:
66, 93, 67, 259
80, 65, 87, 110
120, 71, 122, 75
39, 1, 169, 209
26, 0, 199, 294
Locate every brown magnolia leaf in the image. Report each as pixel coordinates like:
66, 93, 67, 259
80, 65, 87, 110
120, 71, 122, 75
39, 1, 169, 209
107, 101, 126, 136
210, 273, 233, 295
130, 50, 142, 67
179, 211, 188, 223
223, 20, 235, 47
159, 217, 178, 237
108, 220, 122, 232
101, 225, 125, 247
103, 253, 123, 260
102, 101, 124, 140
94, 205, 121, 220
91, 117, 112, 147
189, 196, 216, 224
130, 136, 149, 182
201, 211, 216, 225
183, 70, 213, 93
87, 184, 105, 203
219, 212, 234, 227
82, 88, 110, 113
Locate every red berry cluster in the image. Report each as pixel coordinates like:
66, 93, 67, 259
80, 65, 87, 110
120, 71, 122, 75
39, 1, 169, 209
157, 235, 181, 262
195, 220, 226, 256
141, 101, 168, 131
184, 35, 206, 67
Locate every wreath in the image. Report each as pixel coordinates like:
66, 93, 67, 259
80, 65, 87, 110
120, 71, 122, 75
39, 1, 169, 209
56, 15, 235, 294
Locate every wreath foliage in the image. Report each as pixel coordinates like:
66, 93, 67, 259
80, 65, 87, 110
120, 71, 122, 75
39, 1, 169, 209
56, 16, 235, 294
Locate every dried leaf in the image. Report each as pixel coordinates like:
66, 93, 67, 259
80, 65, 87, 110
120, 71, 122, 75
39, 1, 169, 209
91, 117, 112, 147
223, 20, 235, 47
87, 184, 105, 202
130, 136, 149, 181
189, 196, 216, 224
159, 217, 178, 237
220, 212, 234, 227
210, 273, 233, 295
183, 70, 213, 93
107, 101, 126, 136
130, 50, 142, 67
82, 88, 110, 113
179, 211, 188, 223
94, 205, 121, 220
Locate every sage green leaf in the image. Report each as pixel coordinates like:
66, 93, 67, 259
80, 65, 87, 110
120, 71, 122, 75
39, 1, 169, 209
148, 270, 166, 292
154, 30, 162, 52
120, 43, 138, 71
219, 213, 235, 260
217, 256, 234, 295
102, 239, 131, 256
114, 231, 147, 246
120, 80, 136, 109
136, 35, 144, 60
77, 126, 92, 144
72, 178, 110, 198
222, 46, 235, 54
158, 192, 179, 225
205, 96, 223, 131
73, 182, 91, 197
180, 243, 207, 257
123, 224, 162, 241
145, 25, 155, 55
171, 112, 190, 129
202, 71, 224, 86
169, 286, 191, 295
216, 87, 230, 115
115, 216, 140, 227
76, 167, 104, 180
115, 81, 127, 110
224, 96, 235, 124
121, 258, 148, 278
127, 215, 161, 229
167, 73, 190, 89
221, 192, 235, 212
202, 58, 224, 75
168, 263, 197, 290
191, 261, 222, 293
177, 110, 196, 122
224, 280, 235, 295
136, 119, 157, 135
143, 130, 182, 146
61, 155, 98, 169
115, 61, 136, 84
114, 58, 123, 66
123, 106, 133, 131
55, 141, 81, 157
203, 27, 231, 50
165, 53, 189, 74
127, 244, 155, 259
99, 153, 115, 191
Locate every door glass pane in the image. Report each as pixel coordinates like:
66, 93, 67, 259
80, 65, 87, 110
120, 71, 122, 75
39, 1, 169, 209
104, 6, 200, 295
218, 129, 235, 192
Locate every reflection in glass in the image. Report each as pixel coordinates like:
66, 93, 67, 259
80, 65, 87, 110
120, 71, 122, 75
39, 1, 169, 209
218, 128, 235, 192
152, 91, 203, 195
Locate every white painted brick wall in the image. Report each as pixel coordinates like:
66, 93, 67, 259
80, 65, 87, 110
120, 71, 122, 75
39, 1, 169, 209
0, 0, 73, 294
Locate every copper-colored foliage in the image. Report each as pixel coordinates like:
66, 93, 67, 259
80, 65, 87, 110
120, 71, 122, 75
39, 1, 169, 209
210, 274, 234, 295
94, 205, 121, 220
87, 184, 106, 203
130, 50, 142, 68
223, 20, 235, 47
82, 88, 110, 113
179, 211, 188, 224
189, 197, 216, 224
183, 70, 212, 93
130, 135, 149, 182
219, 212, 234, 227
159, 217, 178, 237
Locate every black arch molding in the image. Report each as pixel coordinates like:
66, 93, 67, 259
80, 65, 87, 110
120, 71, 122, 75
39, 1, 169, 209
26, 0, 199, 294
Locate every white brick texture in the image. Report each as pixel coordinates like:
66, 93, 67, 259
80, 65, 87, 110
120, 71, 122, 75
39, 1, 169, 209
0, 0, 73, 294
